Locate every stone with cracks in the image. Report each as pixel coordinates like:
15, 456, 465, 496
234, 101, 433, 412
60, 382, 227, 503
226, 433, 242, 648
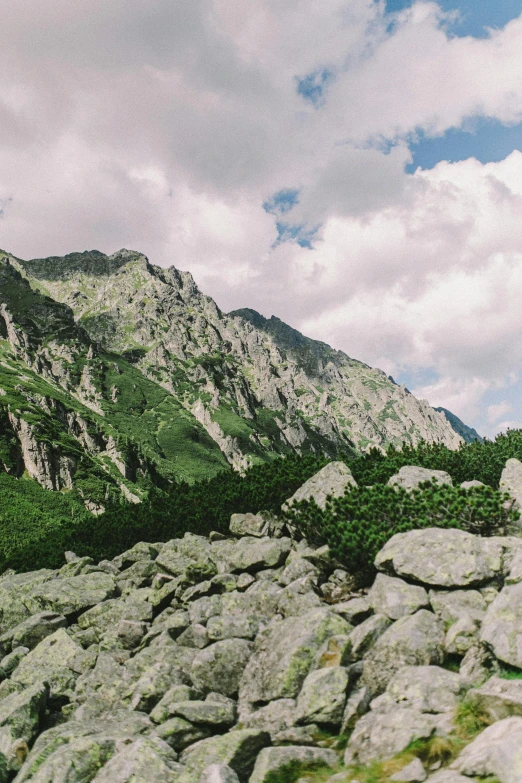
362, 610, 445, 695
282, 461, 357, 511
249, 746, 338, 783
24, 572, 118, 617
373, 666, 464, 714
375, 528, 504, 588
451, 716, 522, 782
90, 737, 181, 783
467, 676, 522, 721
229, 513, 268, 538
11, 629, 82, 697
0, 612, 67, 653
344, 708, 438, 766
429, 589, 487, 626
481, 581, 522, 668
209, 537, 291, 575
179, 729, 270, 783
347, 614, 392, 661
239, 609, 350, 704
295, 667, 350, 726
369, 574, 429, 621
191, 639, 253, 697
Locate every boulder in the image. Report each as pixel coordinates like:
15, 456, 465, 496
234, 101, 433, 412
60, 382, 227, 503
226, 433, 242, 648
445, 617, 480, 655
239, 609, 350, 704
78, 598, 152, 637
11, 629, 82, 697
24, 572, 118, 617
229, 514, 268, 538
150, 685, 203, 724
199, 765, 240, 783
282, 461, 357, 511
373, 666, 464, 714
362, 610, 445, 695
90, 737, 181, 782
340, 686, 372, 733
346, 614, 392, 661
0, 570, 55, 635
331, 597, 372, 624
241, 699, 297, 735
191, 640, 253, 697
451, 716, 522, 782
249, 746, 337, 783
375, 528, 504, 588
500, 458, 522, 509
391, 757, 427, 782
387, 466, 452, 490
460, 480, 485, 489
170, 699, 236, 727
0, 612, 67, 652
294, 666, 350, 726
467, 676, 522, 721
425, 773, 472, 783
481, 581, 522, 668
369, 574, 429, 621
429, 589, 487, 626
155, 717, 210, 751
179, 729, 270, 782
209, 537, 291, 574
344, 708, 438, 765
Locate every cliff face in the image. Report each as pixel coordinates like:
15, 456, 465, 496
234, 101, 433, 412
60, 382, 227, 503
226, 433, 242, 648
0, 248, 464, 505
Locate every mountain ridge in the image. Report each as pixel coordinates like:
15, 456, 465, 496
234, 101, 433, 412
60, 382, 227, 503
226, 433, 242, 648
0, 247, 466, 508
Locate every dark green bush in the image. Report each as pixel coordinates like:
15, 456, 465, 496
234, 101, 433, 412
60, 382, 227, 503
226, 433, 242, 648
284, 481, 519, 575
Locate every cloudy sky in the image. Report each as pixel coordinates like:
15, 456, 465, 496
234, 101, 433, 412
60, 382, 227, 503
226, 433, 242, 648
2, 0, 522, 437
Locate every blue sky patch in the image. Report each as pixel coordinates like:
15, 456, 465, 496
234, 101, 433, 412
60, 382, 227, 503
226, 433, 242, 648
274, 221, 320, 249
263, 188, 300, 216
384, 0, 522, 39
407, 118, 522, 172
296, 69, 333, 107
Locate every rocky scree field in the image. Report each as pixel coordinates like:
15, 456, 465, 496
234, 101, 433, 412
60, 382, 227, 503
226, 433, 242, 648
0, 458, 522, 782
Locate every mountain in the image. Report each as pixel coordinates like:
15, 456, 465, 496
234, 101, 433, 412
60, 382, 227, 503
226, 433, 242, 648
0, 248, 464, 508
435, 407, 483, 444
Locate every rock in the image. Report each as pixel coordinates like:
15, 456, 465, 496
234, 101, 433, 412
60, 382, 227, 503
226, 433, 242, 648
128, 662, 188, 712
177, 624, 209, 649
24, 572, 118, 617
429, 589, 487, 626
445, 617, 480, 655
239, 609, 350, 704
425, 773, 472, 783
373, 666, 464, 714
391, 758, 427, 782
387, 466, 452, 490
199, 765, 240, 783
344, 708, 438, 765
0, 647, 29, 675
460, 480, 485, 489
0, 612, 67, 652
459, 643, 497, 687
237, 574, 255, 591
78, 597, 152, 638
90, 737, 181, 782
283, 461, 357, 511
155, 717, 210, 751
481, 581, 522, 667
362, 610, 445, 695
191, 639, 252, 697
241, 699, 296, 734
369, 574, 429, 620
179, 729, 270, 782
206, 615, 258, 642
506, 549, 522, 584
500, 458, 522, 509
150, 685, 204, 724
340, 686, 372, 733
0, 570, 55, 635
467, 676, 522, 721
295, 667, 350, 726
314, 635, 353, 668
11, 629, 82, 697
170, 699, 236, 727
210, 537, 291, 574
451, 716, 522, 781
249, 746, 338, 783
331, 598, 372, 624
279, 558, 319, 587
0, 681, 48, 772
114, 541, 160, 569
375, 528, 504, 588
229, 514, 268, 538
347, 614, 392, 661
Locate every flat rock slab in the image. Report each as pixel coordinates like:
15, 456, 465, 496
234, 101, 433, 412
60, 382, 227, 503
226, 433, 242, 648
362, 610, 445, 695
373, 665, 463, 714
283, 461, 357, 511
239, 608, 350, 704
481, 581, 522, 668
375, 528, 504, 588
249, 746, 338, 783
24, 572, 118, 616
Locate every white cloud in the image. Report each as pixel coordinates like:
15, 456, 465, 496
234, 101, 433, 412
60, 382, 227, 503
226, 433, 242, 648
487, 402, 514, 424
1, 1, 522, 431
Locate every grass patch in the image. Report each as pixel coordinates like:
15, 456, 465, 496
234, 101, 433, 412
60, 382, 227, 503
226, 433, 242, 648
454, 699, 493, 741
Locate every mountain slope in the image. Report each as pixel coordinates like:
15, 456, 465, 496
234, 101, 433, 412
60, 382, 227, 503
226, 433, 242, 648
0, 248, 464, 506
435, 407, 483, 444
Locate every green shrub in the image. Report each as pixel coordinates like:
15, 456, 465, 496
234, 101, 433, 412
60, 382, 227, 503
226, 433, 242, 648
283, 482, 518, 575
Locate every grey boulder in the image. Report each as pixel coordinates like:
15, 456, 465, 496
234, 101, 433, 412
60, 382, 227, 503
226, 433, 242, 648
480, 581, 522, 668
191, 639, 252, 697
294, 666, 350, 726
282, 461, 357, 511
369, 574, 429, 621
249, 746, 337, 783
387, 466, 452, 490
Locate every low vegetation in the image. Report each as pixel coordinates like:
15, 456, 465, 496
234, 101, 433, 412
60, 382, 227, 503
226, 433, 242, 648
1, 428, 522, 574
